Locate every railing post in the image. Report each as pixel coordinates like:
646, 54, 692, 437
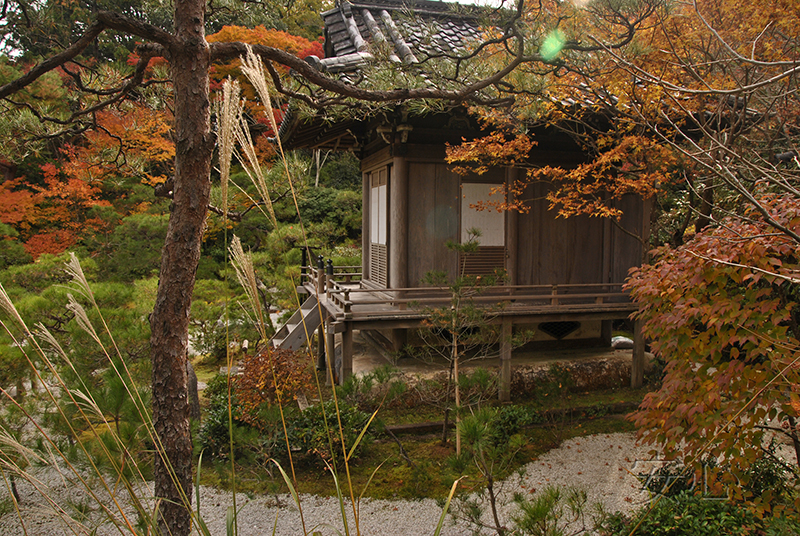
317, 255, 325, 295
550, 285, 558, 306
326, 259, 334, 297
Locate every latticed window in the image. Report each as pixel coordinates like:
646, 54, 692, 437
369, 167, 388, 287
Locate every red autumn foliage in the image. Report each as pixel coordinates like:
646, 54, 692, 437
235, 347, 314, 428
626, 192, 800, 507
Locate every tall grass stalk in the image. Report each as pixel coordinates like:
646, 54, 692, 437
231, 49, 376, 536
0, 278, 182, 535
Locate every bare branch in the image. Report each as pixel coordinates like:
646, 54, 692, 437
95, 11, 175, 50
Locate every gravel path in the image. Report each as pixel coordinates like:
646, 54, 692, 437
0, 432, 654, 536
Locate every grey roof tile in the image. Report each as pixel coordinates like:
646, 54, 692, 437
318, 0, 483, 71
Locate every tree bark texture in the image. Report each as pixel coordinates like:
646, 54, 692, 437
149, 1, 212, 534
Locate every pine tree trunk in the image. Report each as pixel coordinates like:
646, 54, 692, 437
149, 1, 213, 535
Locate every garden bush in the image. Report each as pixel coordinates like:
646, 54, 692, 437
336, 364, 407, 412
291, 400, 374, 464
197, 372, 299, 464
597, 492, 800, 536
235, 347, 314, 420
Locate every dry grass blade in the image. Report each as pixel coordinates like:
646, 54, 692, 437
0, 283, 28, 334
217, 78, 242, 217
65, 294, 103, 348
239, 45, 278, 136
64, 252, 94, 303
229, 235, 268, 342
232, 109, 278, 228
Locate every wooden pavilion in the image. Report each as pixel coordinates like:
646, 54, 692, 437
274, 0, 648, 398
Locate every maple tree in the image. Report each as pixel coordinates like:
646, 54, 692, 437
580, 1, 800, 506
449, 0, 798, 246
446, 131, 678, 242
541, 0, 799, 239
626, 192, 800, 509
4, 161, 109, 259
61, 105, 175, 189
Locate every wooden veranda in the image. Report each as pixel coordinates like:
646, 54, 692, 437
286, 256, 646, 401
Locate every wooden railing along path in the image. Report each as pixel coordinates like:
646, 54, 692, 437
299, 256, 632, 321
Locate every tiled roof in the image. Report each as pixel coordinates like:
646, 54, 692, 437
278, 0, 486, 149
314, 0, 483, 72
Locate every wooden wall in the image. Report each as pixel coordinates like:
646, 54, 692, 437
363, 144, 646, 290
611, 193, 648, 284
406, 161, 460, 286
514, 181, 606, 285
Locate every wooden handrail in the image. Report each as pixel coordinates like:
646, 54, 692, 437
326, 292, 630, 305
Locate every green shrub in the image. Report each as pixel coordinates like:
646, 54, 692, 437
197, 373, 293, 464
291, 400, 374, 464
98, 213, 168, 281
489, 405, 531, 447
197, 374, 262, 462
512, 485, 589, 536
598, 493, 757, 536
743, 442, 794, 502
335, 364, 407, 412
638, 460, 706, 498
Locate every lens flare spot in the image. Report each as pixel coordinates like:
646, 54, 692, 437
540, 30, 565, 61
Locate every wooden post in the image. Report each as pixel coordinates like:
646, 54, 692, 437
326, 258, 334, 298
601, 320, 612, 346
632, 317, 645, 388
362, 169, 370, 281
316, 323, 326, 371
506, 168, 519, 286
391, 329, 407, 354
390, 153, 409, 344
390, 154, 409, 291
499, 317, 512, 402
317, 255, 325, 295
341, 324, 353, 384
326, 320, 336, 386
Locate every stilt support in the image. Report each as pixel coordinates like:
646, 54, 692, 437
342, 324, 353, 384
499, 318, 512, 402
316, 323, 325, 371
326, 321, 336, 386
632, 318, 645, 388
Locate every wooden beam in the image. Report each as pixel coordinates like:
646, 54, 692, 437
506, 168, 518, 286
348, 309, 637, 331
499, 317, 512, 402
342, 323, 354, 383
326, 320, 336, 386
601, 320, 612, 346
317, 323, 325, 371
632, 317, 645, 388
362, 168, 370, 280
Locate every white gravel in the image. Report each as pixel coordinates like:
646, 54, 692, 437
0, 432, 656, 536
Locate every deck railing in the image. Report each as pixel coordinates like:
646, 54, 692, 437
300, 254, 361, 297
300, 257, 632, 319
